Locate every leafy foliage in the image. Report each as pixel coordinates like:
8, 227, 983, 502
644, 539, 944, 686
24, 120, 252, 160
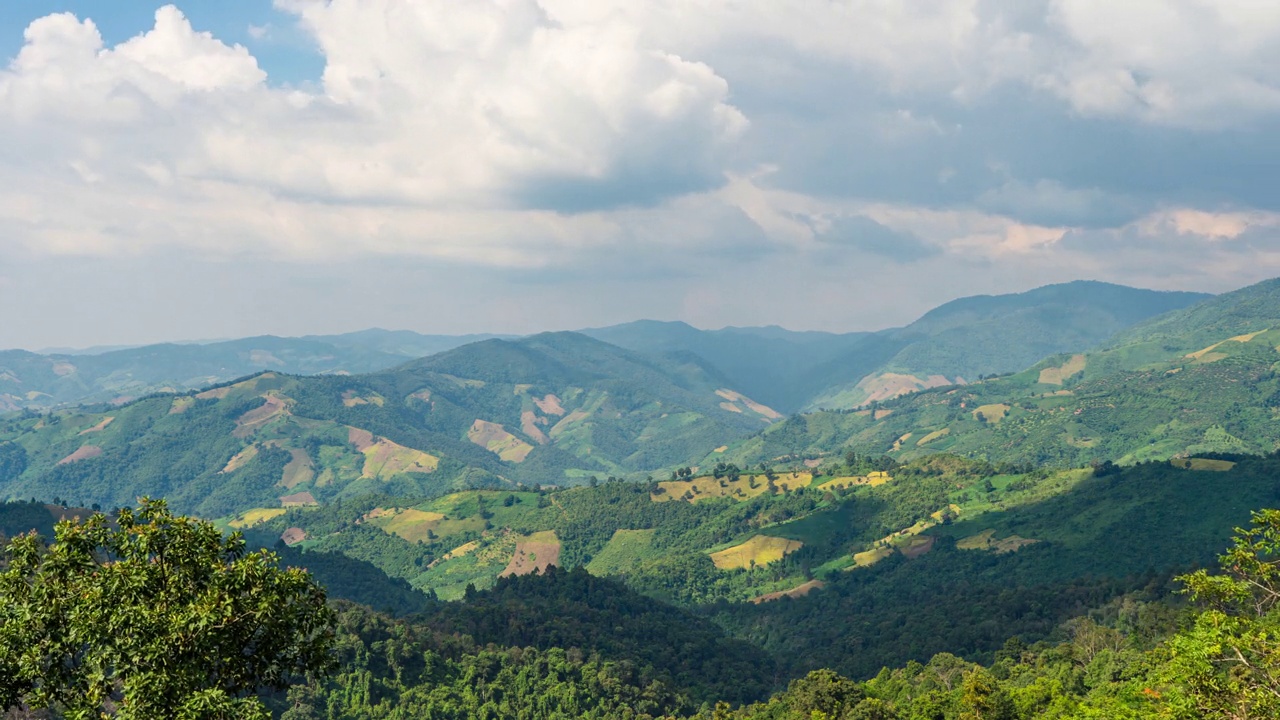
0, 500, 334, 719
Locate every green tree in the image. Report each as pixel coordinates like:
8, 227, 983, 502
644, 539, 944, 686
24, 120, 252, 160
1161, 508, 1280, 719
0, 499, 334, 719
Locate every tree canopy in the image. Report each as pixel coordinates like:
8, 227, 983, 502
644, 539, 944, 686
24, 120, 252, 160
0, 499, 334, 719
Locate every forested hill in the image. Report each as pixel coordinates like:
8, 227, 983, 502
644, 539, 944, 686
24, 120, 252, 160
0, 329, 505, 412
799, 280, 1209, 410
0, 332, 780, 518
721, 277, 1280, 468
584, 282, 1207, 413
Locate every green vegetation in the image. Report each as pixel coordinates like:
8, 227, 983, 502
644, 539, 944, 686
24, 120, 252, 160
0, 499, 333, 719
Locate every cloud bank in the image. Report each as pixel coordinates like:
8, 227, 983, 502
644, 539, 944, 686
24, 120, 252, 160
2, 1, 1280, 347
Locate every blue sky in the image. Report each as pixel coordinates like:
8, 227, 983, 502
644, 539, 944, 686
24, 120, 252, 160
0, 1, 323, 84
2, 1, 1280, 349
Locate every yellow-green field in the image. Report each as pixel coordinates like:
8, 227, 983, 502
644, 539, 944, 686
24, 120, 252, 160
1187, 330, 1268, 363
852, 546, 893, 567
362, 439, 439, 478
916, 428, 951, 446
221, 444, 259, 473
972, 404, 1010, 424
1171, 458, 1237, 472
367, 507, 448, 543
1038, 354, 1086, 385
586, 529, 657, 575
710, 535, 803, 570
280, 448, 315, 488
957, 528, 1039, 553
818, 471, 893, 491
228, 508, 286, 529
751, 579, 825, 604
467, 419, 534, 463
654, 472, 813, 503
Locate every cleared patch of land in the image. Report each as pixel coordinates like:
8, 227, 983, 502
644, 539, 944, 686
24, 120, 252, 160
1171, 457, 1237, 472
520, 410, 549, 444
533, 394, 566, 415
468, 419, 535, 463
972, 404, 1010, 424
916, 428, 952, 446
858, 373, 954, 404
349, 428, 439, 478
500, 531, 561, 577
57, 445, 102, 465
280, 527, 307, 545
957, 528, 1039, 554
654, 471, 813, 503
751, 579, 825, 604
818, 471, 892, 491
586, 529, 657, 576
373, 508, 448, 543
1038, 355, 1086, 385
229, 508, 286, 529
715, 388, 782, 420
233, 394, 289, 438
78, 417, 114, 435
279, 448, 315, 488
279, 491, 317, 507
168, 397, 195, 414
221, 444, 260, 473
710, 535, 803, 570
341, 390, 385, 407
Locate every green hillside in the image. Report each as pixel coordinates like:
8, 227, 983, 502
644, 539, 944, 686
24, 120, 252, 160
724, 280, 1280, 468
0, 330, 505, 412
0, 332, 779, 517
802, 281, 1209, 410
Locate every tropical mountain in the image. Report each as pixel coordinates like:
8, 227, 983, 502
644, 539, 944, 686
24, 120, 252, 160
580, 321, 872, 413
584, 282, 1207, 413
799, 280, 1209, 410
0, 329, 507, 412
0, 332, 780, 518
726, 277, 1280, 469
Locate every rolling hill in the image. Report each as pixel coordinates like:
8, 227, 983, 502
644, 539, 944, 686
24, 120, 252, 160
724, 277, 1280, 468
0, 332, 779, 518
583, 282, 1208, 413
0, 329, 505, 412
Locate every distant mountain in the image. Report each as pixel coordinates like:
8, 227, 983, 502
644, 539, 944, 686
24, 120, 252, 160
722, 278, 1280, 468
801, 281, 1210, 410
584, 282, 1210, 413
0, 332, 780, 517
0, 330, 506, 412
580, 321, 869, 413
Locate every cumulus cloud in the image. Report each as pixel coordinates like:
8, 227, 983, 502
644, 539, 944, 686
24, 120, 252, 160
3, 1, 1280, 348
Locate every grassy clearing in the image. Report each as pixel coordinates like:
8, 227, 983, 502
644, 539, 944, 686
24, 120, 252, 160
374, 508, 448, 543
586, 529, 658, 576
957, 528, 1038, 554
467, 419, 534, 463
1038, 354, 1086, 385
501, 530, 561, 577
710, 535, 803, 570
972, 404, 1010, 424
360, 438, 439, 478
916, 428, 952, 446
654, 472, 813, 503
750, 579, 825, 604
818, 471, 892, 491
1171, 457, 1237, 472
228, 508, 287, 529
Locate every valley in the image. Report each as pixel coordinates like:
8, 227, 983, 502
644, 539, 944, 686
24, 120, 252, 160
5, 277, 1280, 718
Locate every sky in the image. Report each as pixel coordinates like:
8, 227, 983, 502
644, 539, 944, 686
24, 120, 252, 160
2, 1, 1280, 350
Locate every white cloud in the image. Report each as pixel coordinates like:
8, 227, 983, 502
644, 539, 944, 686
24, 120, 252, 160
3, 0, 1280, 348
